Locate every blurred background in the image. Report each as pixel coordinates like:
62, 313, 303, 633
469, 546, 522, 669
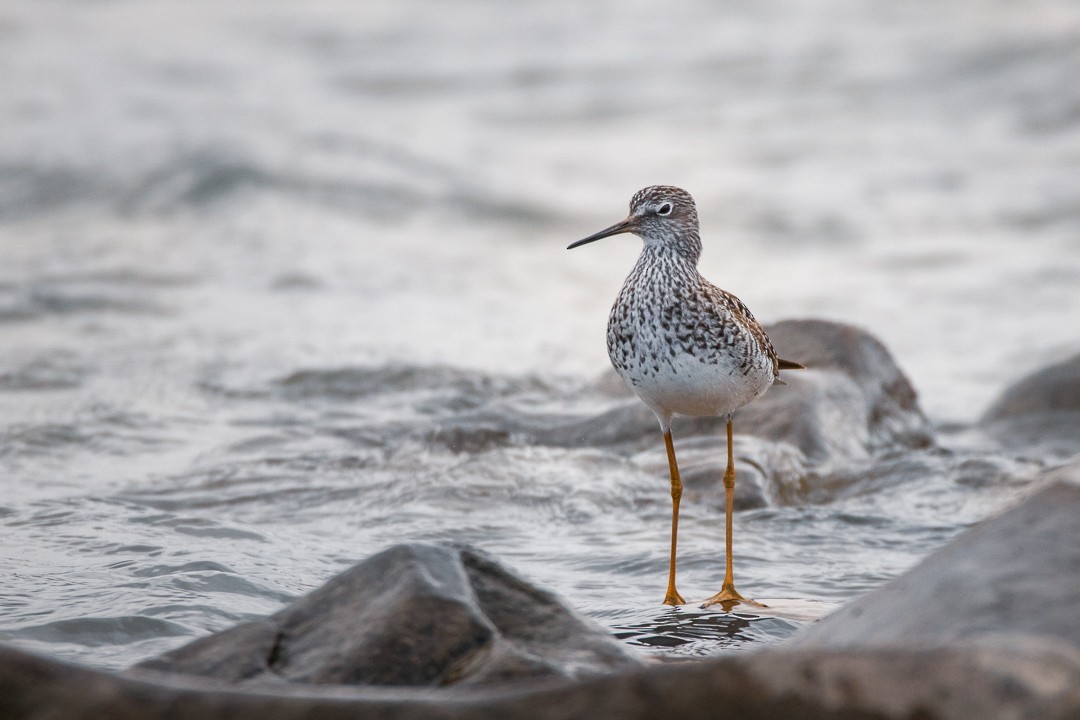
1, 0, 1079, 668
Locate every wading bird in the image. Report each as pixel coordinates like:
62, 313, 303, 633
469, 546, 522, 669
568, 185, 803, 608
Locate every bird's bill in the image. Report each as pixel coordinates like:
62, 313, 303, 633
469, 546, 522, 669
566, 217, 637, 249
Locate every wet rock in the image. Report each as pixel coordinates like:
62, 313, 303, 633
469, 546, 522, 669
136, 543, 641, 687
979, 352, 1080, 461
982, 352, 1080, 421
744, 641, 1080, 720
788, 463, 1080, 650
744, 319, 934, 459
708, 319, 934, 503
632, 434, 806, 510
5, 635, 1080, 720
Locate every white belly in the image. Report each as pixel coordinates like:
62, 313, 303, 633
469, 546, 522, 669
617, 350, 773, 420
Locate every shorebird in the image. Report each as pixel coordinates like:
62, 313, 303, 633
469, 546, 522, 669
568, 185, 802, 608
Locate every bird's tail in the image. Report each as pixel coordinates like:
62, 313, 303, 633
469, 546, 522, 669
773, 357, 805, 385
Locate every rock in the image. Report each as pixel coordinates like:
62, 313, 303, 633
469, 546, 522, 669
4, 636, 1080, 719
136, 544, 642, 687
979, 352, 1080, 461
744, 641, 1080, 720
983, 352, 1080, 421
668, 319, 933, 504
632, 433, 806, 510
745, 319, 934, 459
788, 463, 1080, 650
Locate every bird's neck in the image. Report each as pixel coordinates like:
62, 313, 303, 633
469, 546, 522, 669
641, 230, 702, 266
638, 238, 701, 272
630, 243, 702, 290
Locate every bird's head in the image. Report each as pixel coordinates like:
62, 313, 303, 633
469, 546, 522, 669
567, 185, 700, 257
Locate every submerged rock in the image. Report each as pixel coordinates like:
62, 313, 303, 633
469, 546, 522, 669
136, 544, 641, 687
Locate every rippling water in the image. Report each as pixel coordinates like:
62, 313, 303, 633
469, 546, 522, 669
1, 0, 1078, 670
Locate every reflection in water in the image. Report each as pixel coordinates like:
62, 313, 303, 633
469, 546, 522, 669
614, 607, 800, 656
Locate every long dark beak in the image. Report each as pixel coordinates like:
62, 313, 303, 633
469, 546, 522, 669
567, 217, 637, 250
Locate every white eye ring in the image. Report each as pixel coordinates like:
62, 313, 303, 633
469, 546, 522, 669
657, 203, 673, 216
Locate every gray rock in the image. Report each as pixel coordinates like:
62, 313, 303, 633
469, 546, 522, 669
674, 319, 933, 505
983, 352, 1080, 421
135, 544, 641, 687
788, 463, 1080, 650
748, 319, 934, 459
976, 352, 1080, 461
744, 641, 1080, 720
632, 433, 806, 510
4, 636, 1080, 719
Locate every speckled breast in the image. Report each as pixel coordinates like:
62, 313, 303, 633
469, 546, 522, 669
605, 273, 774, 420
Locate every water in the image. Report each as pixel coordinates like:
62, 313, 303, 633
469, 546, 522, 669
1, 0, 1078, 670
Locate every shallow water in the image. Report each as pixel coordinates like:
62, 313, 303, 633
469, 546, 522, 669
1, 0, 1078, 670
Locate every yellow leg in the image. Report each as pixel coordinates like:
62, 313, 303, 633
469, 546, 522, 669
701, 419, 765, 610
662, 430, 686, 606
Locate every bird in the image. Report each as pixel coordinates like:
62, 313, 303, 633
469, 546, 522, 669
567, 185, 803, 609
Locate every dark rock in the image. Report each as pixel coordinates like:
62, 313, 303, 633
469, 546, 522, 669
4, 637, 1080, 719
788, 464, 1080, 650
982, 352, 1080, 421
136, 544, 641, 687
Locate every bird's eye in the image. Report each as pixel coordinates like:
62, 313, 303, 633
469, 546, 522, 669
657, 203, 673, 216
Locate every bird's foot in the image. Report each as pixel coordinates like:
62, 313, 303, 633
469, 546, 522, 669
662, 587, 686, 606
700, 584, 767, 611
